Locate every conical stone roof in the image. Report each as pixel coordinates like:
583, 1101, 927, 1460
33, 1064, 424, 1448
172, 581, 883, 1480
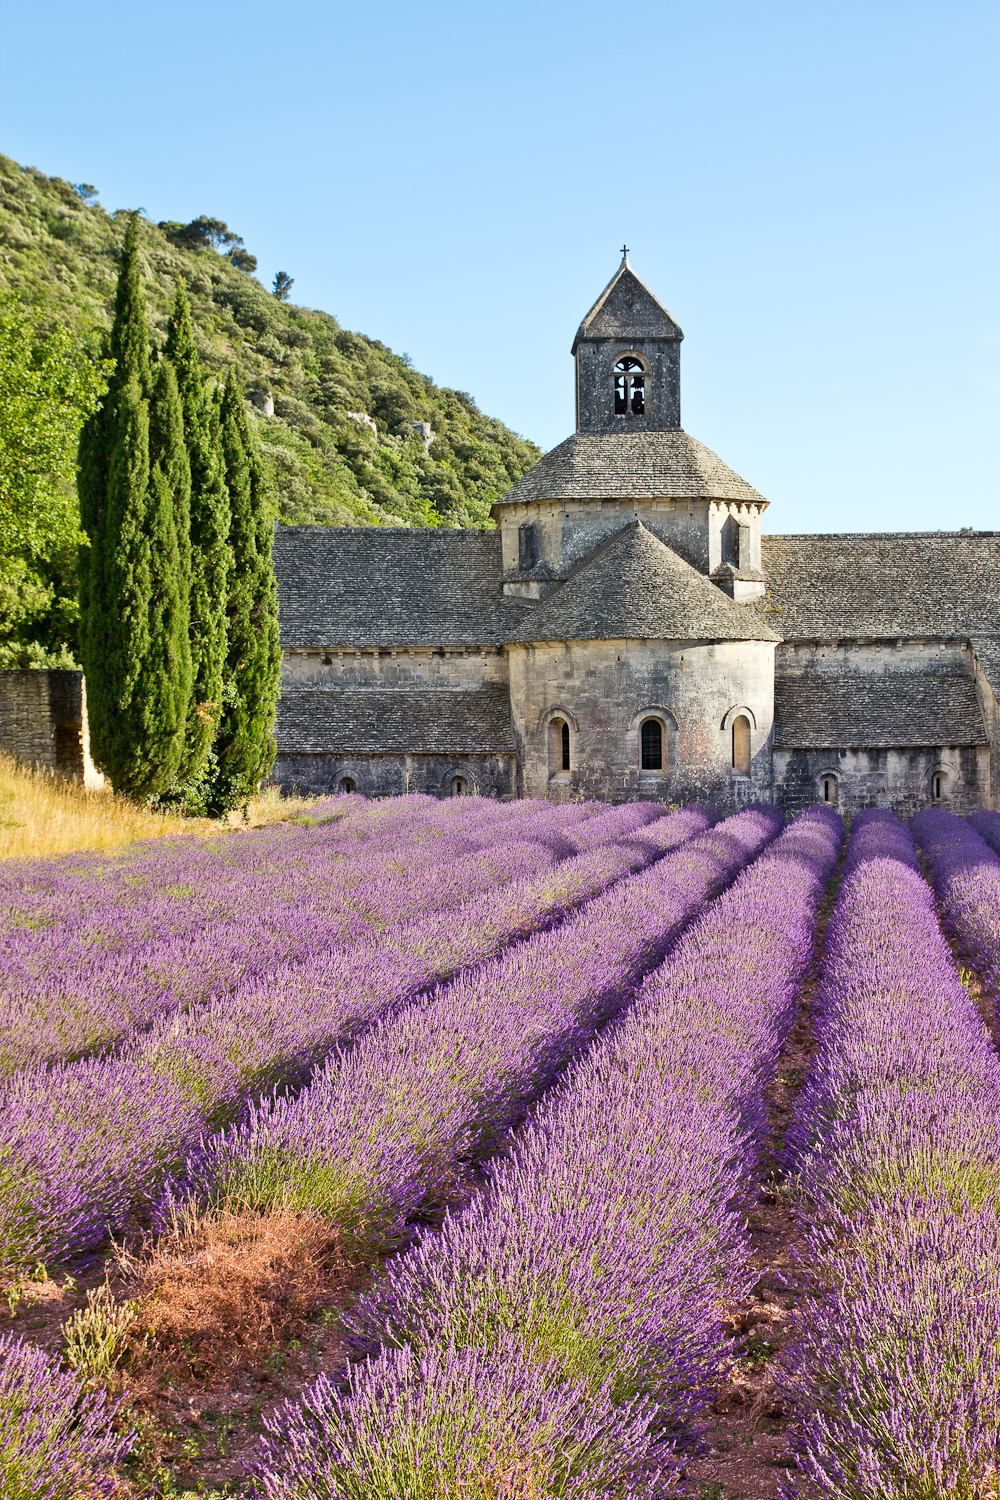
505, 521, 780, 645
495, 429, 768, 509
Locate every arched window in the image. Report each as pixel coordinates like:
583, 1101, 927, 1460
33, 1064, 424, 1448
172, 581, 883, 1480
549, 718, 571, 778
614, 356, 645, 416
933, 770, 948, 801
640, 719, 663, 771
821, 774, 838, 806
732, 715, 751, 776
451, 775, 467, 797
338, 776, 356, 795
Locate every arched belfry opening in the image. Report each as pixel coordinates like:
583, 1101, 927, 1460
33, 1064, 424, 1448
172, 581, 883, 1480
614, 355, 646, 417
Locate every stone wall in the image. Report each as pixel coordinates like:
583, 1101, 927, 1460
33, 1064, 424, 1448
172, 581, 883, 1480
0, 669, 85, 776
973, 648, 1000, 810
280, 645, 508, 690
773, 744, 989, 817
575, 338, 681, 434
497, 496, 764, 587
772, 638, 991, 816
272, 752, 515, 800
507, 636, 775, 807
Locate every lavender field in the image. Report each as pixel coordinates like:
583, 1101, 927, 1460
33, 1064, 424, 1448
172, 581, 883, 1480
0, 792, 997, 1499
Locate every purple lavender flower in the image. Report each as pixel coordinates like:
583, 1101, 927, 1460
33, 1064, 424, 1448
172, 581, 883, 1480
912, 804, 1000, 997
782, 808, 1000, 1499
253, 808, 843, 1498
0, 804, 713, 1271
0, 1332, 132, 1497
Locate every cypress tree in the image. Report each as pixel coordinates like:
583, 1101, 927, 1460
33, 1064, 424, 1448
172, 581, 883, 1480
165, 285, 231, 781
77, 216, 192, 796
214, 369, 281, 806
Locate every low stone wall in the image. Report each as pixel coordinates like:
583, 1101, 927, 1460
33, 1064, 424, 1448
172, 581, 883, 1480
271, 752, 516, 800
0, 669, 85, 777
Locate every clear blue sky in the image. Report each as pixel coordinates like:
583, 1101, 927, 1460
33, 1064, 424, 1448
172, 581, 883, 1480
2, 0, 997, 533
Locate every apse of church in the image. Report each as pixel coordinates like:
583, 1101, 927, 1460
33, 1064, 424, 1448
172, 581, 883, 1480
268, 254, 1000, 817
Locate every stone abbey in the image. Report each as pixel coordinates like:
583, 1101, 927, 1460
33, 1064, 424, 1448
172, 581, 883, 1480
270, 255, 1000, 816
5, 255, 1000, 816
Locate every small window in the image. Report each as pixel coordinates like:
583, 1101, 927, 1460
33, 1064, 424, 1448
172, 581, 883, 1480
821, 774, 838, 806
549, 717, 571, 778
720, 515, 744, 569
640, 719, 663, 771
933, 771, 948, 801
614, 356, 645, 417
732, 715, 751, 776
451, 775, 467, 797
518, 521, 538, 571
338, 776, 356, 795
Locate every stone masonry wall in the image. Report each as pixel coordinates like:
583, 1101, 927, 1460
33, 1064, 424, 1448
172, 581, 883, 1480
575, 339, 680, 434
773, 744, 989, 817
280, 646, 508, 690
0, 669, 85, 776
272, 752, 515, 800
507, 636, 775, 807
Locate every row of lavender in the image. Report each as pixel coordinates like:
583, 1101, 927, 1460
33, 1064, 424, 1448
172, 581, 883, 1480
163, 803, 785, 1248
254, 806, 843, 1497
781, 809, 1000, 1497
0, 801, 700, 1271
0, 802, 791, 1498
0, 795, 613, 1073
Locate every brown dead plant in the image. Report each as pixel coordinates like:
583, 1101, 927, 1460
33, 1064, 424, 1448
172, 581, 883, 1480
114, 1204, 352, 1381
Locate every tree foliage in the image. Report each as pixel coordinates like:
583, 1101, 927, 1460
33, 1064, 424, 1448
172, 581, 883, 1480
165, 284, 231, 782
272, 270, 294, 302
0, 293, 110, 556
0, 151, 541, 670
213, 369, 281, 808
78, 217, 192, 797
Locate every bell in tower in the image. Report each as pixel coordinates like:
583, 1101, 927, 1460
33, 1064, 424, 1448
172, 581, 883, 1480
572, 249, 683, 434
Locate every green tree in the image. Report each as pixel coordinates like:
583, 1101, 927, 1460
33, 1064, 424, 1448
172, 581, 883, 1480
77, 215, 192, 797
0, 293, 110, 558
213, 369, 281, 808
165, 284, 232, 781
272, 271, 294, 302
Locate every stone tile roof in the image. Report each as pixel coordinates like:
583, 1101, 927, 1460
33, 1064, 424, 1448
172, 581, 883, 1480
273, 527, 527, 649
507, 521, 780, 645
773, 671, 987, 749
572, 258, 683, 352
276, 686, 515, 755
760, 533, 1000, 642
494, 430, 768, 509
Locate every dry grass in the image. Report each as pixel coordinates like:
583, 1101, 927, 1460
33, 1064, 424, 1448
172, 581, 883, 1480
115, 1206, 354, 1380
0, 753, 317, 862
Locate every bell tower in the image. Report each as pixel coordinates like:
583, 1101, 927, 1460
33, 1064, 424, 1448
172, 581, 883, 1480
572, 250, 683, 434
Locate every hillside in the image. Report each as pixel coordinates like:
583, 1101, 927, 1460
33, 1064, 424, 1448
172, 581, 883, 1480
0, 152, 540, 532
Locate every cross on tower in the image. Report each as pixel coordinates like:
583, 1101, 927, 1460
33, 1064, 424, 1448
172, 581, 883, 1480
620, 244, 629, 259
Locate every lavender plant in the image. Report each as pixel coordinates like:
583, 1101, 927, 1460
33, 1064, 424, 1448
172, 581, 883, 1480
0, 796, 605, 1073
256, 806, 843, 1497
0, 1333, 131, 1498
162, 804, 751, 1246
0, 805, 693, 1271
912, 804, 1000, 996
782, 808, 1000, 1499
